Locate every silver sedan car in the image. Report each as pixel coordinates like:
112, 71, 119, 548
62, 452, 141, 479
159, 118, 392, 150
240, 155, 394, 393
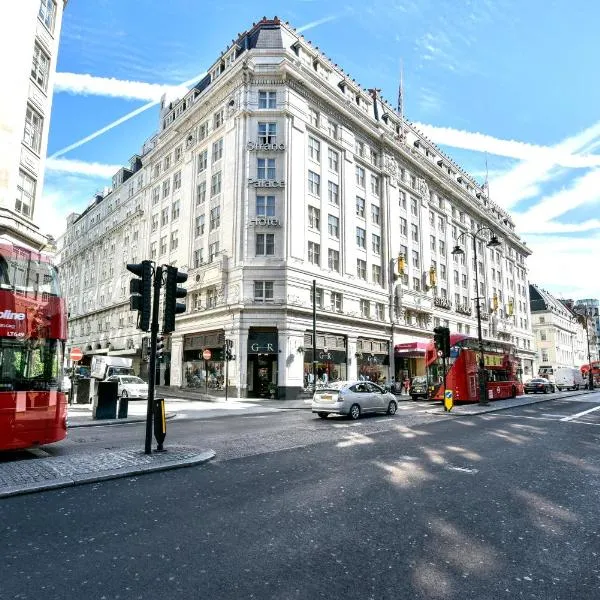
312, 381, 398, 420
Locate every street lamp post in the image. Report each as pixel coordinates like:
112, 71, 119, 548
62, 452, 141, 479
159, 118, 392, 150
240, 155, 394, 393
452, 226, 502, 406
584, 311, 594, 391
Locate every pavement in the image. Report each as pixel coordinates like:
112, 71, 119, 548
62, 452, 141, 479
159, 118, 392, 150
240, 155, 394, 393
1, 388, 593, 499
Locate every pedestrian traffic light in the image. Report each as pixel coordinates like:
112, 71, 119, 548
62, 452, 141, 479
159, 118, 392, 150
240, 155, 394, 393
433, 326, 451, 358
127, 261, 152, 331
163, 265, 188, 334
156, 336, 165, 361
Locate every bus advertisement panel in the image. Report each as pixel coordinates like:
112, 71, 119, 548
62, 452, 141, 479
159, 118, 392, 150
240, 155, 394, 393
0, 241, 68, 451
425, 333, 522, 403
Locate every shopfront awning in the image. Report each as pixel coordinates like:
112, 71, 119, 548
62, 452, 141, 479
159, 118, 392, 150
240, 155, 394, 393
394, 342, 429, 357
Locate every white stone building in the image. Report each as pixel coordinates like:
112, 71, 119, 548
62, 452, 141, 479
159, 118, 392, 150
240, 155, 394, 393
57, 17, 535, 397
529, 285, 593, 377
0, 0, 67, 249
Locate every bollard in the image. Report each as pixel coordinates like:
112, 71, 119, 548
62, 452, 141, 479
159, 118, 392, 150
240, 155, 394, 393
153, 397, 166, 452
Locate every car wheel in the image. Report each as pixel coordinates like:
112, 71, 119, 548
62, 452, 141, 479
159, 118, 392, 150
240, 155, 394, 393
387, 400, 397, 415
317, 412, 328, 419
349, 403, 361, 420
121, 390, 128, 398
543, 388, 548, 394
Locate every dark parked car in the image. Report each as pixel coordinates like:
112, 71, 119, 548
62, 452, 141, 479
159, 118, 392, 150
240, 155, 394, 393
523, 377, 554, 394
409, 376, 429, 400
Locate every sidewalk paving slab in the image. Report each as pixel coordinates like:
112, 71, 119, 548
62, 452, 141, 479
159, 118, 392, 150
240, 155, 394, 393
0, 445, 215, 499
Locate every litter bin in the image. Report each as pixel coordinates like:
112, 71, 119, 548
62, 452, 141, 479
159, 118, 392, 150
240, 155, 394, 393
76, 378, 91, 404
117, 396, 129, 419
93, 380, 118, 419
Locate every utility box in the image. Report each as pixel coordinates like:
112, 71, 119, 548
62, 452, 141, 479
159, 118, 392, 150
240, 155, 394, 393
93, 380, 118, 419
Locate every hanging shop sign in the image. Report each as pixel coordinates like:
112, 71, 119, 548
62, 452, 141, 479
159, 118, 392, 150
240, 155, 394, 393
247, 142, 286, 151
248, 178, 285, 188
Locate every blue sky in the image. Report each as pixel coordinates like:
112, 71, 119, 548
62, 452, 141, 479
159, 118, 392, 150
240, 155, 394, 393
43, 0, 600, 300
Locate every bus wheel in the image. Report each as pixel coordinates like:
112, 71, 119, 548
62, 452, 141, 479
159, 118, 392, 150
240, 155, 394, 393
511, 385, 516, 398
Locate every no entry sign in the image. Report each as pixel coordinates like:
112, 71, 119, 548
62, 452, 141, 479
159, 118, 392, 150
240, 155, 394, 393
70, 347, 83, 362
202, 349, 212, 361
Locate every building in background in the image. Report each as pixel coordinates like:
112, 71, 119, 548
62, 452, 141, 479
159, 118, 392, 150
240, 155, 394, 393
573, 299, 600, 359
530, 285, 593, 379
0, 0, 67, 250
56, 18, 535, 397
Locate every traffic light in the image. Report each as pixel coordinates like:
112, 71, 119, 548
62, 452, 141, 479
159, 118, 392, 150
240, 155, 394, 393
433, 326, 451, 358
163, 265, 188, 334
396, 254, 406, 277
156, 336, 165, 362
127, 261, 152, 331
224, 339, 234, 361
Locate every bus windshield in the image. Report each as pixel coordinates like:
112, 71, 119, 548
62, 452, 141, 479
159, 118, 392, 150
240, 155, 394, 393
0, 247, 61, 298
0, 338, 64, 391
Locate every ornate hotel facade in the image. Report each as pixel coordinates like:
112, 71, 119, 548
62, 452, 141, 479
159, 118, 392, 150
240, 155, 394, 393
56, 18, 535, 398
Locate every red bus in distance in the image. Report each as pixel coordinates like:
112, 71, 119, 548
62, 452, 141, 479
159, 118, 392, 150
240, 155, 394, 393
580, 361, 600, 388
425, 333, 523, 403
0, 241, 68, 450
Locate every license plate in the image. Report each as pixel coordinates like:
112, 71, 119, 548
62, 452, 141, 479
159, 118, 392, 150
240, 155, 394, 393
320, 394, 333, 402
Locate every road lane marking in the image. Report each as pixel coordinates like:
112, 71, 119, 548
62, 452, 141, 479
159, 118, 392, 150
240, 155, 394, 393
561, 405, 600, 421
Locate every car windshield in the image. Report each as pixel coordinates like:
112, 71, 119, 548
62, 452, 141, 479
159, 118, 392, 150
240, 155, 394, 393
412, 376, 427, 385
121, 376, 145, 385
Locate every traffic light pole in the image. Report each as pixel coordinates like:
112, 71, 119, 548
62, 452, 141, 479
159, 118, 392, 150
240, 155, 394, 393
145, 265, 162, 454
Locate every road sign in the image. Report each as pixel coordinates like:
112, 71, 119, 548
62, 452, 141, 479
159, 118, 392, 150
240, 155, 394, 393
70, 347, 83, 362
202, 349, 212, 361
437, 349, 443, 358
444, 389, 454, 412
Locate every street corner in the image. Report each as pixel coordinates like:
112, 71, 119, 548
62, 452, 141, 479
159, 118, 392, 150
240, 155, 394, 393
0, 445, 216, 499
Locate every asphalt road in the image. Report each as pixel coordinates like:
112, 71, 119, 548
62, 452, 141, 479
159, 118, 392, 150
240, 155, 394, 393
2, 394, 600, 599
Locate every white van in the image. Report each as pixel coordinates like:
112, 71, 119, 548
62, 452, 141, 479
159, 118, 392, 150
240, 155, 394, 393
554, 367, 584, 391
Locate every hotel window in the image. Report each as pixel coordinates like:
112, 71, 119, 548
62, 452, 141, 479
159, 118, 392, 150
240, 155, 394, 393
254, 281, 274, 303
463, 295, 468, 306
31, 44, 50, 90
355, 140, 365, 157
162, 179, 170, 198
257, 158, 276, 179
455, 292, 460, 306
413, 277, 421, 291
429, 211, 435, 226
328, 119, 339, 139
308, 170, 320, 195
175, 146, 182, 162
171, 199, 180, 220
151, 213, 158, 232
356, 227, 366, 249
173, 171, 181, 191
372, 264, 382, 285
308, 136, 321, 161
212, 138, 223, 162
330, 291, 342, 312
309, 108, 320, 128
371, 175, 380, 195
256, 195, 275, 216
371, 204, 380, 225
258, 122, 277, 144
439, 240, 446, 257
209, 206, 221, 230
411, 224, 419, 242
198, 122, 208, 140
452, 225, 458, 240
375, 303, 385, 320
328, 181, 339, 205
256, 233, 275, 256
328, 249, 340, 272
197, 150, 207, 172
208, 241, 219, 262
164, 154, 171, 170
193, 248, 204, 268
370, 149, 378, 166
410, 174, 417, 189
258, 90, 277, 109
23, 105, 43, 152
161, 207, 169, 226
15, 170, 35, 217
152, 186, 160, 205
170, 231, 178, 251
308, 241, 320, 265
328, 215, 339, 238
328, 148, 339, 172
438, 216, 445, 232
372, 234, 381, 254
160, 236, 167, 255
412, 250, 420, 268
195, 214, 205, 236
211, 171, 222, 196
355, 165, 365, 187
39, 0, 56, 32
430, 235, 436, 251
310, 287, 324, 309
308, 206, 320, 229
399, 190, 406, 209
357, 259, 367, 280
196, 181, 206, 204
440, 264, 447, 281
453, 270, 459, 284
214, 109, 224, 129
399, 217, 407, 236
206, 287, 217, 309
360, 299, 370, 318
411, 197, 418, 216
356, 196, 365, 217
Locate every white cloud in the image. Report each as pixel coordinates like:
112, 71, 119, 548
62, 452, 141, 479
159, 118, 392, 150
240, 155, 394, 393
46, 157, 121, 178
54, 72, 189, 102
296, 15, 339, 33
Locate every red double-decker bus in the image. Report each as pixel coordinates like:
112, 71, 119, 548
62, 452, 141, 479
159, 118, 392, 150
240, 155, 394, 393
0, 241, 68, 450
425, 333, 522, 403
580, 361, 600, 387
